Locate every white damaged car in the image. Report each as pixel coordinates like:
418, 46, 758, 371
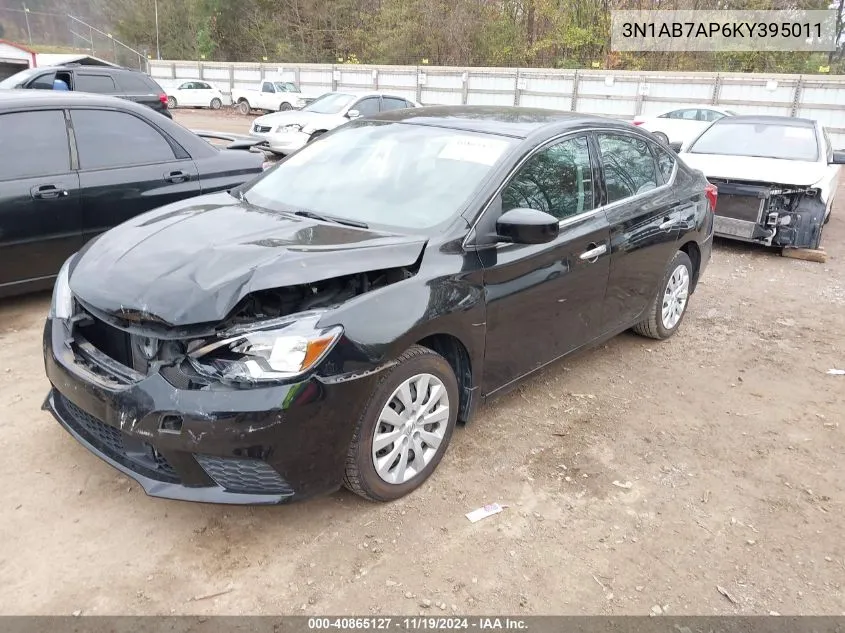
679, 115, 844, 250
249, 91, 420, 155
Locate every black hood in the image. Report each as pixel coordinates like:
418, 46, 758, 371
69, 192, 427, 327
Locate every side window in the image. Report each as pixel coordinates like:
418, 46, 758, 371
75, 74, 118, 93
597, 133, 659, 203
0, 111, 70, 180
262, 82, 275, 93
198, 82, 211, 90
382, 97, 410, 112
116, 72, 158, 94
30, 71, 57, 90
652, 144, 676, 184
502, 136, 595, 221
700, 109, 725, 122
667, 109, 698, 120
353, 97, 380, 117
178, 82, 192, 90
71, 110, 175, 170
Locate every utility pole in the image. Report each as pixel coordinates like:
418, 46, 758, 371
155, 0, 161, 60
22, 4, 32, 46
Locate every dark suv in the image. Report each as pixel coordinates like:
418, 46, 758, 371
0, 64, 172, 118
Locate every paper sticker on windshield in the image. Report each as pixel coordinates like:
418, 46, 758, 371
438, 136, 510, 165
783, 127, 813, 140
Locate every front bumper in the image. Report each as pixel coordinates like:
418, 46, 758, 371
249, 129, 309, 155
43, 318, 378, 504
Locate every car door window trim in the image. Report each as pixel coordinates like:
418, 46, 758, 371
463, 126, 674, 251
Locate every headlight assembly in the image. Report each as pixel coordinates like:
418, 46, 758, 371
49, 256, 76, 320
276, 123, 302, 133
188, 312, 342, 384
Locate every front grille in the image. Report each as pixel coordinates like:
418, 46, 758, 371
76, 313, 133, 367
253, 124, 271, 133
57, 394, 179, 483
195, 455, 292, 495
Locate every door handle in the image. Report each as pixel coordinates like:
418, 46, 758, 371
579, 243, 607, 262
164, 170, 188, 183
30, 184, 68, 200
659, 216, 679, 230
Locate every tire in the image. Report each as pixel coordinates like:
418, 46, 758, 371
279, 101, 293, 111
237, 100, 250, 115
632, 250, 693, 340
308, 130, 325, 143
210, 97, 222, 110
343, 345, 459, 502
653, 131, 670, 145
167, 96, 177, 109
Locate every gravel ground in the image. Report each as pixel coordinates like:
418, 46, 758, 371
0, 109, 843, 616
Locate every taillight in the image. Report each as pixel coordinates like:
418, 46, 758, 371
632, 120, 644, 126
159, 93, 168, 106
261, 160, 273, 171
705, 182, 718, 211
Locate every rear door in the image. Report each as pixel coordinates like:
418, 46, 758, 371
350, 96, 381, 117
594, 131, 683, 334
69, 108, 200, 242
0, 109, 82, 290
480, 134, 611, 394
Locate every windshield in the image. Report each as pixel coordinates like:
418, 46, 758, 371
0, 67, 43, 89
689, 121, 819, 161
242, 122, 515, 231
274, 82, 298, 93
302, 92, 355, 114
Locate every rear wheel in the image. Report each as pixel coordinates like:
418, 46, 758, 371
633, 250, 693, 340
279, 101, 293, 111
343, 345, 459, 502
237, 100, 251, 115
653, 131, 669, 145
210, 97, 222, 110
167, 96, 177, 109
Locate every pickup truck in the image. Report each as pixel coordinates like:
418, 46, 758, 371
231, 81, 316, 114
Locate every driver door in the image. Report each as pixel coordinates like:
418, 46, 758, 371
478, 134, 612, 395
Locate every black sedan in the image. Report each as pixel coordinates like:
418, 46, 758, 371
0, 90, 266, 298
42, 106, 715, 505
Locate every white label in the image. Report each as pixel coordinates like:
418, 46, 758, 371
418, 72, 427, 85
332, 69, 341, 81
277, 66, 285, 75
438, 136, 511, 166
517, 77, 527, 90
639, 83, 650, 95
605, 76, 615, 87
465, 503, 503, 523
766, 79, 778, 91
783, 126, 813, 140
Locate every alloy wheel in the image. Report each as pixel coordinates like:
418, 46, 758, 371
371, 373, 450, 485
661, 264, 689, 330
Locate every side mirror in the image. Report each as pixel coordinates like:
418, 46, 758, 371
669, 141, 682, 152
831, 150, 845, 165
496, 208, 559, 245
347, 109, 361, 119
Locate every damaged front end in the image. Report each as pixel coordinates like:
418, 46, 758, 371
708, 178, 826, 249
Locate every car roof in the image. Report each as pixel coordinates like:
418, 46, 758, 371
711, 115, 816, 127
0, 89, 150, 112
369, 105, 623, 139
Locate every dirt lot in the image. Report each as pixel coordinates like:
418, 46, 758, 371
0, 109, 843, 616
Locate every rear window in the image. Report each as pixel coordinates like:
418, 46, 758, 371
75, 74, 118, 94
116, 72, 161, 94
689, 120, 819, 161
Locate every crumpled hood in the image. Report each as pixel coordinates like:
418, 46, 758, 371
254, 110, 346, 133
69, 192, 426, 327
679, 153, 827, 187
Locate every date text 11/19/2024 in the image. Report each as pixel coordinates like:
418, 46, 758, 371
308, 618, 528, 630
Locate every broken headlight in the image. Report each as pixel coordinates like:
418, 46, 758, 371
49, 256, 76, 320
188, 312, 342, 384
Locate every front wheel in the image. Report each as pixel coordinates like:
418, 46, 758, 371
633, 250, 693, 340
237, 100, 250, 115
343, 345, 459, 502
167, 96, 177, 109
279, 101, 293, 111
210, 97, 222, 110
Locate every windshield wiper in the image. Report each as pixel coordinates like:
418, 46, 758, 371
293, 209, 368, 229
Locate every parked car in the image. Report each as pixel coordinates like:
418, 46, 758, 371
249, 91, 421, 155
0, 63, 172, 118
679, 115, 844, 250
43, 106, 714, 505
166, 80, 224, 110
633, 106, 737, 146
0, 90, 266, 298
231, 80, 314, 114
